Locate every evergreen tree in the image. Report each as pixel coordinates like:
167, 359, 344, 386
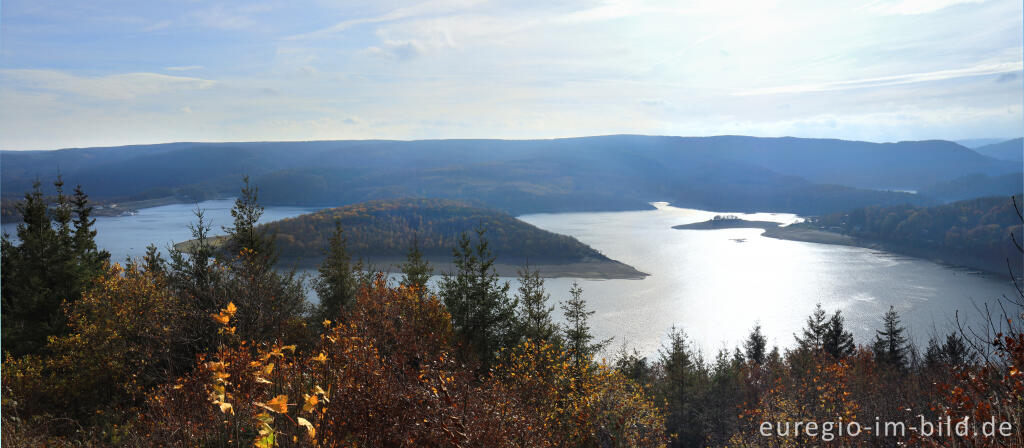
924, 332, 971, 368
219, 180, 306, 341
399, 235, 433, 294
873, 305, 909, 369
314, 222, 358, 322
656, 326, 706, 447
438, 227, 515, 371
142, 244, 166, 275
167, 208, 227, 354
222, 176, 275, 263
561, 281, 611, 371
794, 303, 828, 352
822, 310, 856, 359
514, 263, 559, 344
743, 324, 767, 364
71, 184, 109, 271
1, 179, 107, 357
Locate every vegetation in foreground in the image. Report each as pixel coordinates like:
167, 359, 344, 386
2, 179, 1023, 447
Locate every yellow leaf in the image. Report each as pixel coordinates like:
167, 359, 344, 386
256, 394, 289, 414
211, 312, 230, 325
302, 393, 319, 413
312, 352, 327, 363
218, 402, 234, 414
225, 301, 237, 316
297, 417, 316, 439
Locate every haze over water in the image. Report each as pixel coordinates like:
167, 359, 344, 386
6, 199, 1015, 358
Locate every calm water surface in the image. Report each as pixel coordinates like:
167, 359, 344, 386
4, 200, 1016, 358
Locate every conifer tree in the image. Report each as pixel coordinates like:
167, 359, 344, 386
400, 235, 433, 295
744, 324, 767, 364
1, 179, 108, 356
315, 222, 358, 321
794, 303, 828, 352
71, 184, 109, 272
561, 281, 610, 371
822, 310, 856, 359
439, 227, 515, 371
514, 263, 559, 344
223, 176, 275, 263
873, 305, 909, 369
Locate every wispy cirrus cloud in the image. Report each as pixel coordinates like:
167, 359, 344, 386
0, 69, 218, 100
164, 65, 204, 72
733, 61, 1023, 96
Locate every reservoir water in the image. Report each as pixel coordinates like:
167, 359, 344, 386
4, 199, 1017, 359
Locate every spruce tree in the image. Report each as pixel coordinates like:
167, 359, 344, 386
71, 184, 109, 272
822, 310, 856, 359
743, 324, 768, 364
315, 222, 358, 321
1, 179, 108, 356
514, 263, 559, 344
223, 176, 274, 263
400, 235, 433, 294
561, 281, 610, 371
438, 227, 515, 371
873, 305, 909, 369
794, 303, 828, 352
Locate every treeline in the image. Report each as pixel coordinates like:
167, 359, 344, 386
3, 179, 1023, 447
806, 195, 1024, 273
262, 198, 610, 264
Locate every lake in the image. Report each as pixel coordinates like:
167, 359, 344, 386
4, 199, 1017, 359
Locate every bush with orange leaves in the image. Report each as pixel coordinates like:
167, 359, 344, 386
2, 263, 188, 439
140, 274, 667, 447
492, 339, 668, 447
726, 350, 873, 448
917, 326, 1024, 447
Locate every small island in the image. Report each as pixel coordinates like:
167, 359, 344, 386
177, 198, 647, 279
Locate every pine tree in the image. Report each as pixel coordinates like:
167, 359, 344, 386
71, 184, 109, 272
315, 222, 358, 322
744, 324, 767, 364
561, 281, 610, 372
223, 176, 275, 263
1, 180, 108, 357
822, 310, 856, 359
438, 227, 515, 371
400, 235, 433, 295
143, 244, 166, 275
873, 305, 909, 369
514, 263, 559, 344
794, 303, 828, 352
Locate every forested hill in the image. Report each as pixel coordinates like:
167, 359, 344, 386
804, 195, 1024, 273
261, 198, 613, 265
4, 135, 1019, 219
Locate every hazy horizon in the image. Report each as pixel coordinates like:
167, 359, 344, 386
2, 133, 1021, 153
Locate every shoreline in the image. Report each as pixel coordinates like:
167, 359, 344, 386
288, 258, 649, 280
675, 218, 1016, 278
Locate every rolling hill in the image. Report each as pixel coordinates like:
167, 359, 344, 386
4, 135, 1018, 221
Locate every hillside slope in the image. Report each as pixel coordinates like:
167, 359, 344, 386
8, 135, 1013, 218
255, 198, 644, 278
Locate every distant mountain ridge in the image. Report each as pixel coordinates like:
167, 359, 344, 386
3, 135, 1018, 219
972, 138, 1023, 162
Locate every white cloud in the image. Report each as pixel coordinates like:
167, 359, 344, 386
862, 0, 988, 15
165, 65, 204, 71
733, 61, 1024, 96
0, 69, 218, 100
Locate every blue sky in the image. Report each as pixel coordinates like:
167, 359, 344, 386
0, 0, 1021, 150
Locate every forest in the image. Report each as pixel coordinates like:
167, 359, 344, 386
259, 198, 613, 264
7, 135, 1020, 222
804, 196, 1024, 273
2, 178, 1023, 447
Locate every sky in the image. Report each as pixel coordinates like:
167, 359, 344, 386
0, 0, 1021, 150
